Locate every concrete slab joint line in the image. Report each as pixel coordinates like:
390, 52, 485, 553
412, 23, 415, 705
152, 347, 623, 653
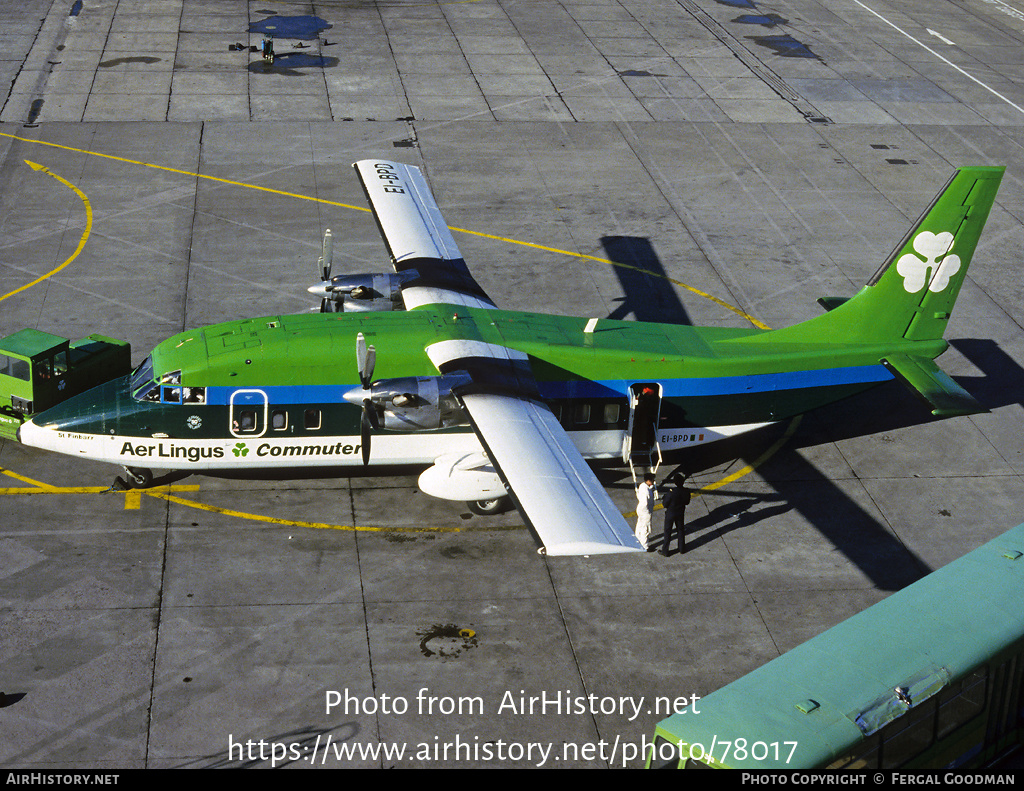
0, 0, 79, 124
674, 0, 831, 123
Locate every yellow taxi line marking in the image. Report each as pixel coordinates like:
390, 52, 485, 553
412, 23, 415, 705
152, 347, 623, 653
146, 491, 520, 533
0, 132, 768, 329
447, 226, 772, 330
1, 467, 57, 489
0, 161, 92, 303
0, 132, 370, 213
0, 466, 201, 510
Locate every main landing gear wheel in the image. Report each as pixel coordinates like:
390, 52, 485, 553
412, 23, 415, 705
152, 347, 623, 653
124, 466, 153, 489
467, 496, 510, 516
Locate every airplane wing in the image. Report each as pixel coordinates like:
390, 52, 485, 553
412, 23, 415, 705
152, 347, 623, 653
353, 159, 496, 310
426, 339, 645, 556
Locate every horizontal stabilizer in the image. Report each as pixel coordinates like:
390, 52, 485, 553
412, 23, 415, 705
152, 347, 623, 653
881, 353, 987, 418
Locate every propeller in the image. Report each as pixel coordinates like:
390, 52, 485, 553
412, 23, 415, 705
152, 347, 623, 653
356, 332, 377, 465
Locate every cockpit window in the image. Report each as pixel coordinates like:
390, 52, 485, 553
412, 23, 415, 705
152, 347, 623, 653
130, 362, 202, 404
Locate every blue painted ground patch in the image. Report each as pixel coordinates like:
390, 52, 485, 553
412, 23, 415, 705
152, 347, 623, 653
735, 13, 788, 26
749, 34, 818, 58
249, 15, 332, 41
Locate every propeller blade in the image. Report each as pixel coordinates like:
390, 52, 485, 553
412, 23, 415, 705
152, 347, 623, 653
360, 400, 373, 465
356, 332, 376, 388
322, 229, 333, 280
363, 345, 376, 386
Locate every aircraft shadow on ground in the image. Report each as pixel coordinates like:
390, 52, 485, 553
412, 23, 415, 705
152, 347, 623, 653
600, 236, 693, 325
658, 338, 1022, 590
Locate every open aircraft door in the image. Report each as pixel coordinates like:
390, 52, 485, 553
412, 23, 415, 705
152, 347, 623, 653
622, 383, 663, 471
229, 389, 268, 438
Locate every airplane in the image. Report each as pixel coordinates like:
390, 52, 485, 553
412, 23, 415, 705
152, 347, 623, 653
15, 160, 1004, 556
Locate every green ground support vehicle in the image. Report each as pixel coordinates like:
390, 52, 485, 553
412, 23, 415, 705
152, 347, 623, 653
0, 328, 131, 441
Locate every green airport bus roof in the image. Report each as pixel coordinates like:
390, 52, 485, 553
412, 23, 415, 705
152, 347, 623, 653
653, 522, 1024, 768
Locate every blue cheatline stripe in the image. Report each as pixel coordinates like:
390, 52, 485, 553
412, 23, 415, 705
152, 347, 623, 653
204, 385, 347, 406
202, 365, 892, 405
538, 364, 892, 399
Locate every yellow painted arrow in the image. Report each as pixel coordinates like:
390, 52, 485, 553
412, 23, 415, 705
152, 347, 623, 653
0, 160, 93, 303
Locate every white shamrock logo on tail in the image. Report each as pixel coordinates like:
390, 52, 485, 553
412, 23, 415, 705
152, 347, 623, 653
896, 231, 960, 294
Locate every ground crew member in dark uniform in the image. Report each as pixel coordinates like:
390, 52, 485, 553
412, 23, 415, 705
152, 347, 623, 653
660, 474, 690, 555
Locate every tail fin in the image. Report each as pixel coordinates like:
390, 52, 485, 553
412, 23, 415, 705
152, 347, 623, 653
775, 166, 1004, 344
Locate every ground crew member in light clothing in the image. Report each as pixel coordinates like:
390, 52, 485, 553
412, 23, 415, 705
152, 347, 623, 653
635, 472, 657, 551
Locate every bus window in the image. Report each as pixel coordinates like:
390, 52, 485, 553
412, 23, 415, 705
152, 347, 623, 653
9, 357, 28, 380
937, 671, 987, 739
828, 734, 879, 770
882, 697, 938, 768
647, 736, 680, 769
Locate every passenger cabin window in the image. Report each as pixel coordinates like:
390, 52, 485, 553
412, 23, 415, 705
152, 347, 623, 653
272, 410, 288, 430
603, 403, 620, 425
304, 409, 321, 430
235, 410, 257, 432
575, 404, 591, 424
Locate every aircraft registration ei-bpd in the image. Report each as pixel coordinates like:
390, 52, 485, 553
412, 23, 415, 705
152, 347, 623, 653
17, 161, 1004, 556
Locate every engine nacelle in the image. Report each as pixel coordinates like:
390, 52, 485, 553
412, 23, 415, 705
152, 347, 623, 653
347, 373, 472, 432
418, 452, 506, 502
309, 272, 414, 313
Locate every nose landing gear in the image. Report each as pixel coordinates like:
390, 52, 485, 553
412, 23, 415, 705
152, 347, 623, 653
121, 466, 153, 489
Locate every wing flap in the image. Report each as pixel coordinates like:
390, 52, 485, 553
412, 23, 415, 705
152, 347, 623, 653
460, 392, 644, 556
881, 353, 987, 418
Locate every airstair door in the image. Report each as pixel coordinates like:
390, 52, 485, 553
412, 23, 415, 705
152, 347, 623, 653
622, 382, 662, 465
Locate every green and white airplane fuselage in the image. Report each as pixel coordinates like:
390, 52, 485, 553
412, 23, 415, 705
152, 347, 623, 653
16, 160, 1005, 555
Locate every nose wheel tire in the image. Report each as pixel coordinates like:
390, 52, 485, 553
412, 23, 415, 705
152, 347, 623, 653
467, 496, 510, 516
124, 466, 153, 489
